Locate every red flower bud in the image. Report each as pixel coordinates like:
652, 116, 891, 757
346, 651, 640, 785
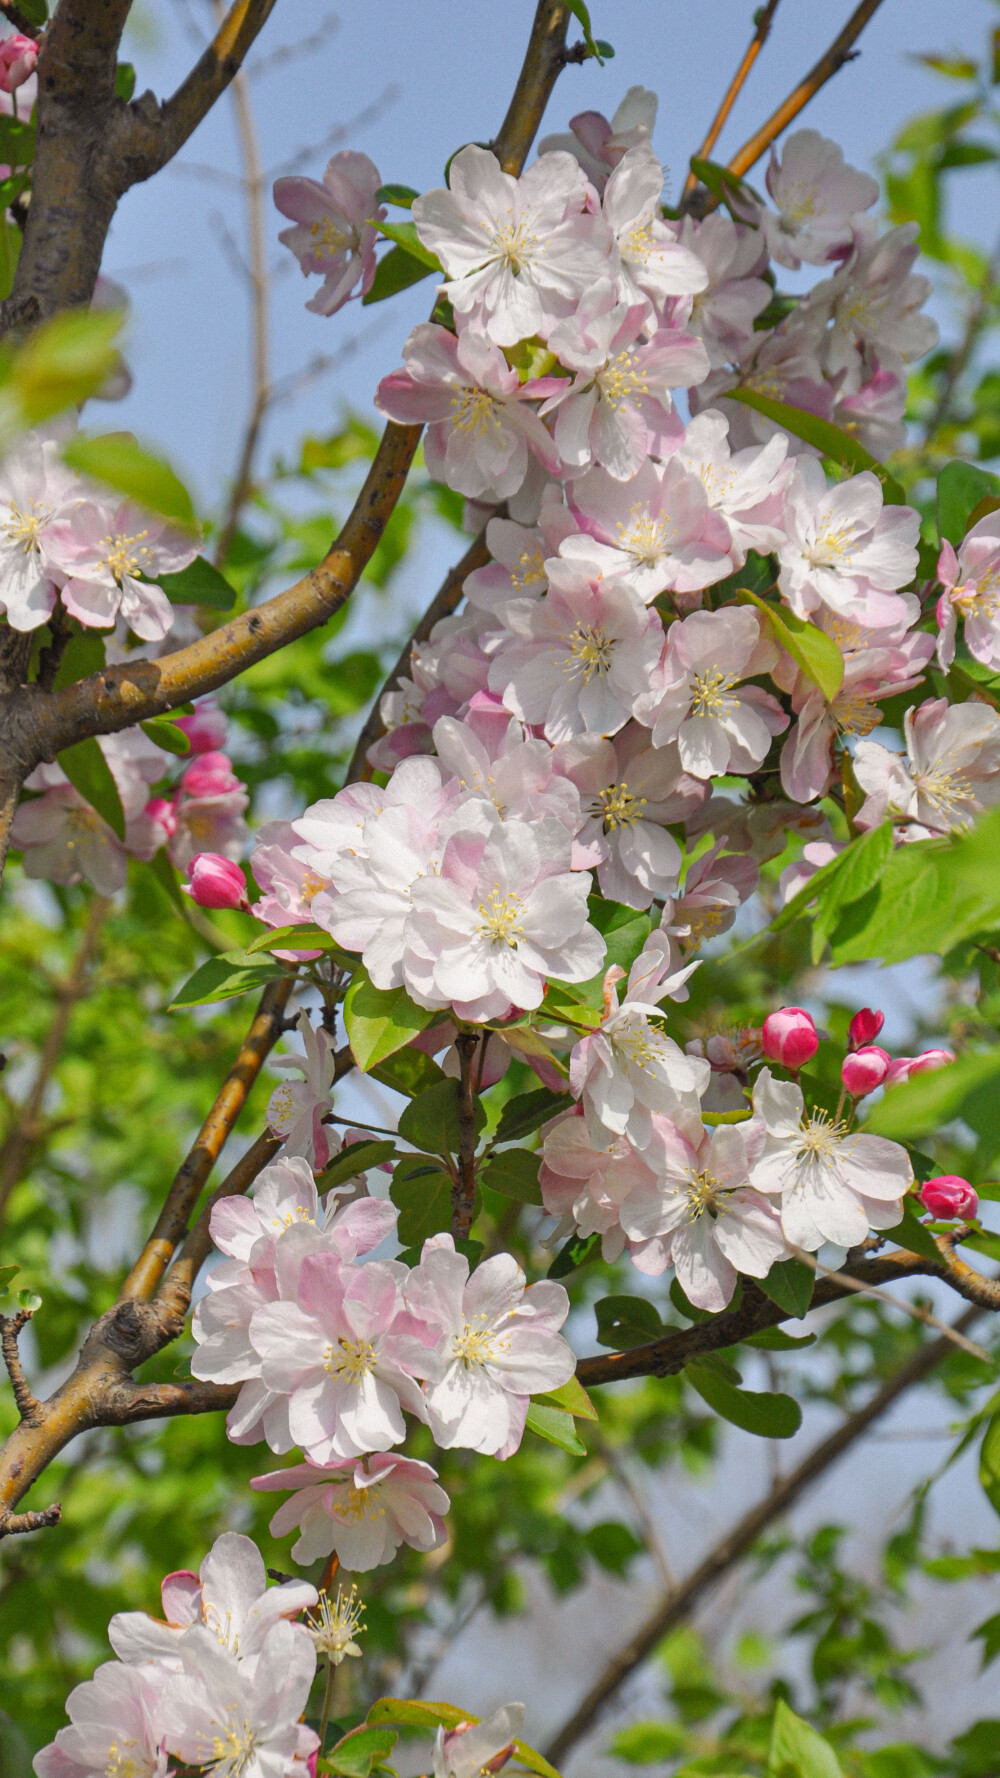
181, 751, 242, 797
182, 853, 249, 910
840, 1045, 890, 1097
883, 1048, 955, 1088
761, 1006, 818, 1070
848, 1006, 884, 1051
919, 1175, 979, 1221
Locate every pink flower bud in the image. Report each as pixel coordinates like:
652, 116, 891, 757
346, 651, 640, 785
841, 1045, 890, 1097
143, 795, 178, 839
761, 1006, 818, 1070
0, 34, 38, 93
181, 751, 242, 797
848, 1006, 884, 1051
883, 1048, 955, 1088
175, 702, 228, 755
182, 853, 249, 910
919, 1175, 979, 1221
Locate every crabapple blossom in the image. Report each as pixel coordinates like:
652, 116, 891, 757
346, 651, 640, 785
749, 1067, 912, 1250
412, 145, 608, 346
883, 1048, 955, 1087
778, 839, 844, 904
759, 129, 878, 269
540, 1107, 662, 1260
0, 32, 38, 91
761, 1007, 818, 1070
659, 840, 760, 949
561, 456, 733, 602
831, 363, 907, 458
290, 755, 455, 876
167, 781, 249, 872
267, 1011, 338, 1168
776, 461, 920, 628
43, 496, 197, 641
375, 322, 559, 500
936, 509, 1000, 670
248, 819, 328, 957
433, 1705, 525, 1778
208, 1154, 395, 1269
668, 211, 770, 369
157, 1620, 318, 1775
487, 557, 664, 741
405, 816, 604, 1023
552, 727, 702, 908
182, 852, 248, 910
919, 1176, 978, 1221
432, 708, 581, 831
462, 496, 579, 612
634, 607, 787, 778
570, 963, 710, 1150
670, 408, 793, 561
273, 150, 384, 315
779, 626, 934, 804
12, 730, 165, 893
693, 319, 830, 452
539, 85, 657, 189
33, 1662, 170, 1778
685, 1027, 762, 1115
0, 428, 80, 630
807, 220, 938, 387
252, 1453, 449, 1569
174, 699, 228, 753
849, 1006, 885, 1049
600, 144, 708, 310
853, 698, 1000, 835
841, 1046, 891, 1096
540, 286, 706, 479
107, 1532, 316, 1673
620, 1119, 787, 1309
397, 1235, 575, 1457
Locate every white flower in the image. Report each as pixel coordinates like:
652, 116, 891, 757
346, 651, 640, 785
412, 145, 609, 346
43, 496, 197, 641
620, 1120, 786, 1308
759, 128, 878, 269
936, 513, 1000, 672
540, 1108, 661, 1260
462, 495, 577, 614
553, 725, 703, 908
487, 557, 664, 740
806, 220, 938, 387
634, 606, 788, 778
669, 212, 770, 369
267, 1010, 338, 1169
570, 963, 710, 1150
159, 1619, 317, 1778
433, 1705, 525, 1778
398, 1235, 575, 1457
601, 144, 708, 309
32, 1662, 169, 1778
252, 1453, 449, 1569
108, 1532, 316, 1675
672, 408, 793, 561
749, 1067, 911, 1250
291, 756, 457, 876
776, 460, 920, 628
853, 697, 1000, 835
559, 457, 733, 602
432, 708, 582, 831
306, 1585, 366, 1666
0, 429, 79, 631
539, 83, 657, 188
405, 816, 605, 1023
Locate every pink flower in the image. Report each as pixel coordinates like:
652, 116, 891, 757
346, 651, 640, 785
883, 1048, 955, 1087
660, 839, 759, 949
761, 1007, 818, 1070
668, 211, 770, 370
776, 461, 920, 629
0, 33, 38, 92
433, 708, 581, 831
174, 701, 228, 754
376, 322, 559, 500
849, 1007, 885, 1050
252, 1453, 449, 1569
538, 86, 657, 190
671, 408, 793, 562
600, 144, 708, 311
180, 750, 242, 796
936, 511, 1000, 672
759, 129, 878, 270
267, 1011, 337, 1169
412, 145, 609, 346
778, 839, 843, 905
854, 699, 1000, 836
807, 221, 938, 387
33, 1662, 170, 1778
0, 428, 81, 631
158, 1620, 318, 1773
832, 364, 907, 459
540, 1108, 664, 1261
274, 150, 384, 316
434, 1706, 525, 1778
463, 495, 578, 613
249, 818, 328, 957
634, 606, 787, 778
44, 496, 197, 641
841, 1045, 890, 1097
552, 725, 703, 909
570, 961, 709, 1150
919, 1175, 978, 1221
559, 456, 733, 602
397, 1235, 575, 1457
779, 625, 933, 804
182, 852, 249, 910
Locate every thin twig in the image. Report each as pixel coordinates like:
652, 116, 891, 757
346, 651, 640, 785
799, 1249, 991, 1361
545, 1307, 981, 1766
596, 1434, 675, 1591
682, 0, 782, 199
0, 1310, 42, 1426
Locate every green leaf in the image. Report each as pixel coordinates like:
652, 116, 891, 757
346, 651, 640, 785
538, 1374, 598, 1421
611, 1723, 689, 1764
397, 1078, 485, 1155
389, 1157, 454, 1247
318, 1140, 397, 1191
51, 629, 106, 689
767, 1700, 842, 1778
63, 432, 198, 530
979, 1411, 1000, 1518
743, 1326, 816, 1350
375, 184, 418, 208
16, 1289, 41, 1313
738, 588, 844, 703
936, 460, 1000, 546
363, 244, 436, 305
759, 1257, 814, 1320
494, 1087, 573, 1145
863, 1050, 992, 1140
115, 61, 136, 102
525, 1401, 587, 1455
881, 1203, 944, 1266
376, 219, 442, 270
323, 1728, 398, 1778
13, 308, 122, 423
156, 555, 237, 610
244, 924, 346, 956
365, 1703, 562, 1778
14, 0, 46, 20
689, 154, 759, 222
584, 1519, 644, 1574
0, 210, 21, 302
727, 388, 907, 504
480, 1148, 542, 1203
588, 895, 648, 976
687, 1366, 802, 1438
812, 822, 894, 961
343, 969, 437, 1072
168, 952, 285, 1009
371, 1047, 446, 1099
566, 0, 608, 60
0, 1264, 20, 1297
595, 1293, 664, 1350
57, 737, 126, 839
139, 715, 190, 756
972, 1609, 1000, 1668
547, 1229, 602, 1278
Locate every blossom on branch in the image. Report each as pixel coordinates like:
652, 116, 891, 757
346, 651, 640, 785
274, 149, 384, 315
252, 1453, 449, 1569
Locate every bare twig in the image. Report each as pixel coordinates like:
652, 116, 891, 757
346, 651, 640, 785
796, 1248, 991, 1361
545, 1307, 981, 1766
0, 1310, 42, 1426
682, 0, 782, 199
492, 0, 572, 175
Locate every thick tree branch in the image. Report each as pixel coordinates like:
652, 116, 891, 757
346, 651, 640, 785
492, 1, 572, 176
123, 0, 279, 184
546, 1306, 981, 1766
681, 0, 782, 200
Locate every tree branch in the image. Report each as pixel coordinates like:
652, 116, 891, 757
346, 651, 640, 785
546, 1305, 981, 1766
155, 1125, 281, 1323
0, 1310, 43, 1426
492, 1, 572, 176
122, 0, 279, 184
681, 0, 782, 200
725, 0, 888, 182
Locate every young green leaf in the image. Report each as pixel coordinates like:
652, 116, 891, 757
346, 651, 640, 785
480, 1148, 542, 1203
389, 1158, 454, 1247
936, 459, 1000, 546
139, 716, 191, 756
738, 588, 845, 703
343, 969, 438, 1072
168, 953, 286, 1010
538, 1374, 599, 1421
687, 1364, 802, 1438
14, 308, 122, 424
63, 432, 198, 530
0, 1265, 20, 1297
323, 1728, 399, 1778
525, 1401, 587, 1455
493, 1087, 573, 1145
375, 184, 419, 208
376, 219, 442, 269
727, 387, 907, 504
318, 1141, 398, 1191
881, 1202, 947, 1265
767, 1699, 843, 1777
397, 1078, 484, 1154
156, 555, 237, 610
547, 1229, 602, 1278
594, 1293, 664, 1349
758, 1257, 814, 1320
57, 737, 126, 839
363, 244, 436, 305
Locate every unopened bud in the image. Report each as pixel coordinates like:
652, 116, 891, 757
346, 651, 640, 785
0, 35, 38, 93
883, 1048, 955, 1088
182, 853, 249, 910
848, 1006, 884, 1051
761, 1006, 818, 1070
841, 1045, 890, 1097
181, 751, 242, 797
143, 795, 178, 839
919, 1175, 978, 1221
175, 702, 228, 755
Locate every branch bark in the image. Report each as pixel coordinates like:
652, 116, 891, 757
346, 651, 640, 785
681, 0, 782, 200
545, 1306, 981, 1766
